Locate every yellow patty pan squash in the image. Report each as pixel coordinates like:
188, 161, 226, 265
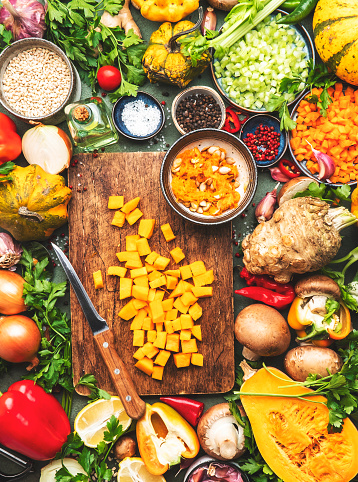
142, 20, 211, 88
132, 0, 199, 23
0, 164, 72, 242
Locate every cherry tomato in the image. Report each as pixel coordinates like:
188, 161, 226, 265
97, 66, 122, 91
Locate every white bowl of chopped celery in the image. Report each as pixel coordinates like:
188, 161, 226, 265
211, 11, 315, 113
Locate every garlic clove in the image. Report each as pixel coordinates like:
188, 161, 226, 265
0, 233, 23, 271
255, 183, 280, 223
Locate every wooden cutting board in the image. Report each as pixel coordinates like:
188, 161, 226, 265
68, 152, 234, 396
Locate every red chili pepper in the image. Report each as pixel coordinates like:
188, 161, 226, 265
223, 107, 248, 134
240, 267, 294, 294
159, 396, 204, 426
0, 380, 71, 460
278, 159, 301, 178
235, 286, 295, 309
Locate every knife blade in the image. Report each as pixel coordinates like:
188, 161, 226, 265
51, 243, 146, 420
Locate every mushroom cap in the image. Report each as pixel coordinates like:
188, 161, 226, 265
197, 403, 246, 460
284, 346, 343, 382
295, 275, 340, 300
235, 304, 291, 357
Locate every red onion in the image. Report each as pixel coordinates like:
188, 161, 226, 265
255, 183, 280, 223
269, 167, 291, 182
0, 233, 22, 271
201, 7, 217, 35
0, 0, 46, 41
306, 140, 335, 180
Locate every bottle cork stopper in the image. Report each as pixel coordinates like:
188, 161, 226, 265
73, 105, 89, 121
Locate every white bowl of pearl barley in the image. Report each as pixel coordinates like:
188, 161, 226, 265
0, 38, 76, 125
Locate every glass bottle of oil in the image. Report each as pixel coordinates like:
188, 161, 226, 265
65, 97, 118, 152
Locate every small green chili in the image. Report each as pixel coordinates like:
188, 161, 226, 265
277, 0, 318, 24
281, 0, 301, 12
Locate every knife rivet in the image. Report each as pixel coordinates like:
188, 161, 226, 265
126, 395, 132, 402
103, 342, 109, 348
114, 368, 120, 375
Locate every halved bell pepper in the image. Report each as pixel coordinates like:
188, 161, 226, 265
136, 402, 200, 475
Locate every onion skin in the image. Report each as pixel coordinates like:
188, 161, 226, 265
207, 0, 237, 11
0, 270, 26, 315
0, 315, 41, 369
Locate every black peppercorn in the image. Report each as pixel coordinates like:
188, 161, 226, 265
175, 93, 222, 133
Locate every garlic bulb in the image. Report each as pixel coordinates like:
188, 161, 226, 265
0, 233, 22, 270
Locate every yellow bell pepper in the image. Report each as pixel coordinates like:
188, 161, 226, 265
136, 403, 199, 475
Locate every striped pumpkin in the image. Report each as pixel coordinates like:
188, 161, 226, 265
313, 0, 358, 85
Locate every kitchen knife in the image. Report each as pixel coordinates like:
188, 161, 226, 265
51, 243, 146, 420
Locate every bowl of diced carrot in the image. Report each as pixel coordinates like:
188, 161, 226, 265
289, 82, 358, 186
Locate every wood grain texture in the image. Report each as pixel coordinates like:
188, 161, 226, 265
68, 152, 234, 396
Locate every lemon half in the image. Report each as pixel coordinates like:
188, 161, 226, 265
117, 458, 166, 482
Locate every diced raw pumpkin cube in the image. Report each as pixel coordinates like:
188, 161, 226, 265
161, 223, 176, 242
107, 266, 127, 277
180, 329, 192, 341
142, 317, 155, 331
173, 353, 191, 368
149, 300, 165, 324
146, 252, 160, 265
132, 285, 149, 301
173, 297, 189, 314
93, 270, 104, 289
153, 331, 167, 349
191, 353, 203, 366
133, 330, 145, 346
154, 291, 165, 302
182, 338, 198, 353
132, 299, 147, 310
108, 196, 124, 209
121, 197, 140, 214
152, 366, 164, 380
126, 208, 143, 226
156, 323, 163, 332
130, 310, 146, 330
126, 235, 140, 252
189, 302, 202, 321
155, 350, 171, 366
145, 263, 155, 273
138, 219, 156, 239
118, 300, 138, 320
148, 270, 162, 282
180, 292, 198, 307
149, 276, 166, 289
153, 256, 170, 270
117, 251, 136, 262
133, 347, 145, 360
120, 278, 132, 299
191, 325, 202, 341
135, 357, 153, 376
164, 269, 181, 277
183, 281, 194, 292
136, 238, 151, 256
180, 314, 194, 329
162, 298, 174, 311
179, 265, 192, 280
189, 261, 206, 277
148, 289, 156, 302
172, 318, 182, 332
134, 275, 149, 288
165, 309, 178, 321
169, 280, 187, 298
166, 275, 178, 290
170, 247, 185, 264
147, 330, 157, 343
164, 320, 174, 334
111, 211, 126, 227
130, 267, 148, 279
142, 342, 160, 359
125, 258, 143, 269
191, 286, 213, 298
166, 333, 180, 352
193, 270, 214, 287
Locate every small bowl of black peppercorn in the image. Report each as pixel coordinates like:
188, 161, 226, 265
172, 86, 226, 135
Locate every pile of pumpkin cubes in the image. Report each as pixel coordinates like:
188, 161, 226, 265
96, 195, 214, 382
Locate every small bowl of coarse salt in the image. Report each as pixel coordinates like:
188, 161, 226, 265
0, 38, 75, 125
112, 91, 165, 140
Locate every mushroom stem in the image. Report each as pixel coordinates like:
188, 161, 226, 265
242, 346, 260, 361
240, 360, 258, 381
219, 440, 239, 459
213, 421, 240, 458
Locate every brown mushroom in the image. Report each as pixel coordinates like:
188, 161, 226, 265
113, 435, 137, 461
197, 403, 246, 460
295, 275, 341, 301
235, 304, 291, 361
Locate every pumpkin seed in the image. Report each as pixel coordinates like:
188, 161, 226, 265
183, 202, 191, 207
195, 180, 200, 187
234, 181, 240, 188
203, 202, 212, 212
207, 146, 220, 155
212, 165, 219, 173
226, 157, 235, 165
191, 158, 199, 164
190, 202, 198, 209
206, 178, 213, 185
189, 207, 197, 212
199, 201, 207, 207
197, 207, 204, 214
220, 151, 226, 160
173, 158, 182, 169
172, 166, 181, 173
199, 183, 207, 192
218, 166, 231, 175
213, 194, 221, 199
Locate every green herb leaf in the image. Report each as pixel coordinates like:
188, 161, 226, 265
0, 161, 16, 175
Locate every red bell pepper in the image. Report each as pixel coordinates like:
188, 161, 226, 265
222, 107, 249, 134
0, 113, 22, 165
278, 159, 301, 178
0, 380, 71, 460
159, 396, 204, 426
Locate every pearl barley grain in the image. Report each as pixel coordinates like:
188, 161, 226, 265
3, 47, 71, 118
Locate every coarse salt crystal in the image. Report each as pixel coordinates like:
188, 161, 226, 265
121, 100, 161, 137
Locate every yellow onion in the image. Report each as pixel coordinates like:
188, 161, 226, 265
40, 459, 86, 481
0, 315, 41, 369
0, 270, 26, 314
22, 124, 72, 175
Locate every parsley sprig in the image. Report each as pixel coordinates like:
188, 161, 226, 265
55, 415, 124, 482
0, 161, 16, 183
45, 0, 147, 99
0, 23, 12, 53
293, 180, 351, 204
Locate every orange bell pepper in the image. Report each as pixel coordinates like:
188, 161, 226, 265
136, 403, 199, 475
327, 303, 351, 340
